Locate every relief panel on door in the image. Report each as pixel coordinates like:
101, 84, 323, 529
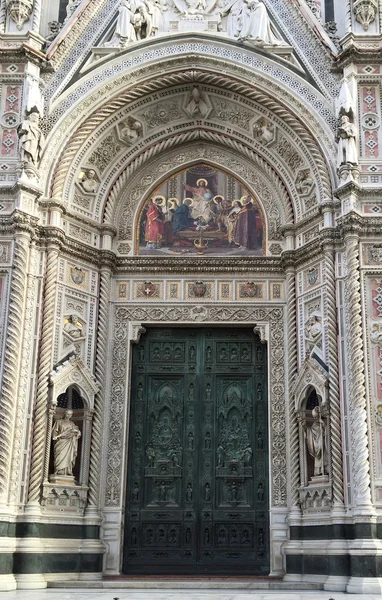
124, 328, 268, 574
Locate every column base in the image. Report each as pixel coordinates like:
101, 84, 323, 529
14, 574, 47, 589
324, 575, 348, 592
0, 574, 17, 591
346, 576, 382, 594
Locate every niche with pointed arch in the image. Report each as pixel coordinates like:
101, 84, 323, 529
137, 164, 265, 256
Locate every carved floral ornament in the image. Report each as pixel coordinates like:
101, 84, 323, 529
6, 0, 33, 29
353, 0, 378, 30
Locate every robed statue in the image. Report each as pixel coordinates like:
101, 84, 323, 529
52, 410, 81, 477
305, 406, 327, 477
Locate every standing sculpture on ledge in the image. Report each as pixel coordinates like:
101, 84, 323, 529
52, 410, 81, 478
305, 406, 327, 477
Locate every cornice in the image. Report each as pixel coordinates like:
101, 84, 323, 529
0, 34, 47, 67
334, 34, 382, 70
115, 256, 284, 275
0, 210, 39, 237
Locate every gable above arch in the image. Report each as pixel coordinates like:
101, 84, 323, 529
44, 0, 339, 107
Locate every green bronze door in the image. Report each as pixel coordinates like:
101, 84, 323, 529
123, 327, 269, 575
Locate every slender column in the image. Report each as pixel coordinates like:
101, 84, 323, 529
87, 246, 114, 510
344, 233, 373, 514
286, 266, 299, 509
323, 243, 345, 507
27, 239, 61, 505
0, 232, 30, 504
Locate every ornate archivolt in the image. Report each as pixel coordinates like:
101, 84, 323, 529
41, 53, 337, 213
56, 84, 333, 226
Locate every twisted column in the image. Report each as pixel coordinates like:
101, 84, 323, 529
286, 268, 299, 507
324, 246, 344, 506
87, 265, 112, 508
27, 244, 60, 504
344, 234, 373, 513
0, 234, 30, 503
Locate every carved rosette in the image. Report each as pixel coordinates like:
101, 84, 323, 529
353, 0, 378, 30
6, 0, 33, 29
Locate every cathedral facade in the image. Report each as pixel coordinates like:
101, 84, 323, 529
0, 0, 381, 593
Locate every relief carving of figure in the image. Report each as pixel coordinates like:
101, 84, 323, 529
337, 115, 358, 166
305, 406, 328, 477
305, 312, 322, 344
79, 169, 99, 193
63, 315, 83, 340
120, 117, 143, 144
296, 170, 315, 195
253, 120, 274, 144
238, 0, 282, 45
371, 322, 382, 344
17, 110, 45, 166
52, 410, 81, 477
185, 87, 209, 118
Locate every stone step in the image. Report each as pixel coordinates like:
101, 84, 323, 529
48, 579, 323, 590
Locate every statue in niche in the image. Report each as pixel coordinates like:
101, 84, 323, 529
253, 120, 274, 144
137, 383, 143, 400
135, 431, 142, 449
131, 528, 138, 545
257, 431, 263, 449
185, 528, 191, 543
120, 117, 143, 144
204, 528, 210, 544
186, 482, 193, 501
146, 444, 155, 466
133, 482, 140, 502
189, 346, 196, 361
204, 482, 211, 501
337, 114, 358, 166
139, 346, 145, 361
205, 432, 211, 449
158, 481, 167, 501
219, 347, 228, 361
185, 87, 209, 118
52, 410, 81, 477
305, 406, 328, 477
63, 315, 83, 340
217, 444, 225, 467
242, 445, 252, 466
241, 347, 250, 361
257, 482, 264, 502
229, 481, 239, 502
238, 0, 282, 45
17, 110, 45, 166
218, 528, 227, 544
79, 169, 99, 194
188, 432, 194, 450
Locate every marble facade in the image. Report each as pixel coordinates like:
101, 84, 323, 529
0, 0, 382, 594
